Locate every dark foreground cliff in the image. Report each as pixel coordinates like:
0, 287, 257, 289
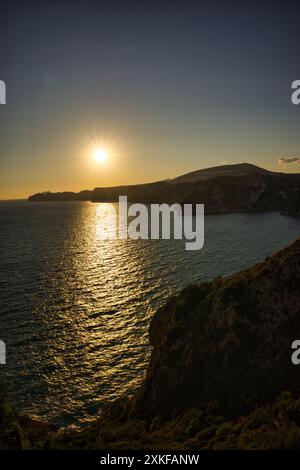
2, 238, 300, 449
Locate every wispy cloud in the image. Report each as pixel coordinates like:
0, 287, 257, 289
278, 157, 300, 165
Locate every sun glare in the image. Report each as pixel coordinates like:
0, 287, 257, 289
82, 134, 119, 172
93, 148, 108, 163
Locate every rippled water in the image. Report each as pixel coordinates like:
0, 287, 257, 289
1, 200, 300, 426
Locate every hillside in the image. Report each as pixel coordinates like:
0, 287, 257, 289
168, 162, 273, 184
136, 237, 300, 420
28, 163, 300, 215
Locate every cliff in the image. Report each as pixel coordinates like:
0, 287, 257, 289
28, 164, 300, 215
136, 238, 300, 420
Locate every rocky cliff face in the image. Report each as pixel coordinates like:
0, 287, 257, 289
136, 238, 300, 420
28, 165, 300, 216
181, 173, 267, 212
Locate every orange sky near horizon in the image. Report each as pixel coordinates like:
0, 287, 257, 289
1, 155, 299, 200
1, 2, 300, 200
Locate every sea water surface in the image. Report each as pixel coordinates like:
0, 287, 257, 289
1, 200, 300, 426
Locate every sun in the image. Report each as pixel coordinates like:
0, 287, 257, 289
93, 148, 108, 163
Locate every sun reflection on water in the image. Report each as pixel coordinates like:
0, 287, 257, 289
2, 202, 300, 425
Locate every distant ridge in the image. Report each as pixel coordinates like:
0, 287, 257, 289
167, 163, 274, 184
28, 162, 300, 215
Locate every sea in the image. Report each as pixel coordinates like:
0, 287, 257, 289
1, 200, 300, 426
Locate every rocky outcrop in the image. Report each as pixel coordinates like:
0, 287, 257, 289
181, 173, 267, 212
28, 164, 300, 216
136, 238, 300, 420
281, 189, 300, 216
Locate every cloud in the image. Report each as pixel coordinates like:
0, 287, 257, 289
278, 157, 300, 165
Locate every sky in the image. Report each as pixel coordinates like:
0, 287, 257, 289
0, 0, 300, 199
